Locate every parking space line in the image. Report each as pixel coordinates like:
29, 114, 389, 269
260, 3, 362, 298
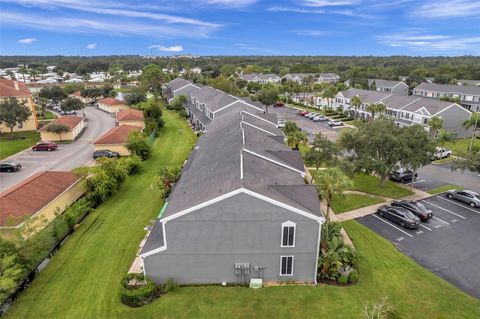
371, 214, 414, 238
422, 200, 466, 219
406, 179, 426, 185
437, 197, 480, 215
419, 224, 432, 231
432, 216, 450, 225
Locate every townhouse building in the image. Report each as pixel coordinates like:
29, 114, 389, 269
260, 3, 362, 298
283, 73, 340, 84
368, 79, 409, 95
239, 73, 281, 84
335, 88, 472, 137
413, 82, 480, 112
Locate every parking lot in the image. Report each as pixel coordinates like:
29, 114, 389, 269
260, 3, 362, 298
270, 105, 342, 142
357, 193, 480, 299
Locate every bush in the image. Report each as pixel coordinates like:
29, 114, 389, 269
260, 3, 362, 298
119, 155, 143, 175
349, 270, 359, 282
127, 131, 152, 160
163, 278, 177, 293
120, 273, 158, 307
337, 275, 349, 284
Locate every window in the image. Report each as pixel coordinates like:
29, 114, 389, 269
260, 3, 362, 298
281, 221, 295, 247
280, 256, 294, 276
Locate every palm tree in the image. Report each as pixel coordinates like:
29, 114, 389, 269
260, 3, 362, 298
366, 103, 386, 121
376, 102, 386, 117
286, 130, 307, 150
29, 69, 40, 106
350, 95, 362, 118
428, 116, 443, 138
18, 66, 28, 83
315, 168, 352, 222
435, 129, 456, 147
463, 112, 480, 152
6, 70, 15, 80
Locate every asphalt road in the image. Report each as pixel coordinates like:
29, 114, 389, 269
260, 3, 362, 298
415, 162, 480, 193
0, 107, 115, 192
357, 194, 480, 299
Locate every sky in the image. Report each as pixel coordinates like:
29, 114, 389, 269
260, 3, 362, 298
1, 0, 479, 56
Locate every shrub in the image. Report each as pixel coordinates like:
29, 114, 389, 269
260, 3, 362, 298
349, 270, 359, 282
337, 275, 349, 284
119, 155, 143, 175
127, 131, 152, 160
163, 278, 177, 293
120, 273, 158, 307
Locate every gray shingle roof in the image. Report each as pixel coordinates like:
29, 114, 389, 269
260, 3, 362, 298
414, 82, 480, 96
193, 86, 239, 112
340, 88, 391, 104
239, 73, 280, 81
141, 220, 164, 254
368, 79, 407, 88
167, 78, 198, 92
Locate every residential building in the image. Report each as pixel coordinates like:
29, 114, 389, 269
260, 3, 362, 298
413, 82, 480, 112
98, 97, 129, 113
239, 73, 281, 84
93, 124, 142, 156
116, 108, 145, 129
140, 104, 324, 285
0, 79, 38, 133
0, 171, 84, 229
283, 73, 340, 84
69, 90, 88, 103
368, 79, 409, 95
335, 88, 472, 137
39, 116, 86, 141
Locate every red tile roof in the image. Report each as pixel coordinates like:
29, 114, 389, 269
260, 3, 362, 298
0, 79, 31, 98
99, 97, 124, 106
0, 171, 79, 227
70, 90, 81, 97
93, 124, 141, 145
117, 108, 144, 121
39, 116, 84, 131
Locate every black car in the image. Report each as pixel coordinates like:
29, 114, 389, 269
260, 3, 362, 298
93, 150, 120, 159
390, 169, 417, 183
391, 200, 433, 221
377, 205, 420, 229
0, 161, 22, 172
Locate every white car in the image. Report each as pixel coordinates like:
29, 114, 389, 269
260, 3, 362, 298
313, 115, 328, 122
431, 147, 452, 160
328, 120, 344, 127
277, 119, 285, 128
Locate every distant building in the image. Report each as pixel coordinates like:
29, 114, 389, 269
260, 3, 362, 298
413, 82, 480, 112
368, 79, 409, 95
0, 79, 38, 133
98, 97, 128, 113
239, 73, 281, 84
283, 73, 340, 84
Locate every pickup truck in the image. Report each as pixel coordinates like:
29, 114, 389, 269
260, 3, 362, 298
431, 147, 452, 160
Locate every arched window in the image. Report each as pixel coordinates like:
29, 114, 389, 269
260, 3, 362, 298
281, 221, 296, 247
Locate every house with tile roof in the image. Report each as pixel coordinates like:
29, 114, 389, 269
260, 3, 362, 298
98, 97, 128, 113
0, 79, 38, 133
335, 88, 472, 137
0, 171, 84, 229
93, 124, 142, 156
39, 116, 85, 141
238, 73, 281, 83
368, 79, 409, 95
413, 82, 480, 112
68, 90, 88, 103
140, 100, 324, 285
116, 108, 145, 129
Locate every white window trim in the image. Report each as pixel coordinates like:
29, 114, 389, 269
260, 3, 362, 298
281, 221, 296, 247
279, 256, 294, 276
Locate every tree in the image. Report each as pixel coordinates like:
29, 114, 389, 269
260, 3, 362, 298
339, 118, 402, 187
127, 131, 152, 160
399, 125, 436, 190
46, 123, 70, 141
282, 121, 300, 136
463, 112, 480, 152
80, 87, 102, 103
428, 116, 443, 138
18, 66, 28, 83
257, 85, 279, 113
452, 151, 480, 173
207, 76, 239, 95
286, 130, 307, 150
366, 103, 385, 121
315, 168, 352, 222
155, 166, 181, 199
350, 95, 362, 118
6, 70, 15, 80
39, 86, 67, 115
435, 129, 456, 147
0, 98, 31, 137
168, 95, 187, 111
141, 64, 167, 101
0, 253, 26, 303
305, 133, 339, 170
322, 85, 338, 109
61, 97, 85, 116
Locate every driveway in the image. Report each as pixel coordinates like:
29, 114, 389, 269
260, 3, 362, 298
357, 194, 480, 299
269, 106, 340, 142
0, 106, 115, 192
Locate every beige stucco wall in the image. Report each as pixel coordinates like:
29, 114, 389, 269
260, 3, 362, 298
118, 120, 145, 129
99, 103, 129, 114
0, 96, 38, 133
94, 143, 131, 156
39, 118, 85, 141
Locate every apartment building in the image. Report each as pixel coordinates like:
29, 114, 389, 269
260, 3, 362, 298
239, 73, 281, 84
283, 73, 340, 84
0, 79, 38, 133
413, 82, 480, 112
368, 79, 409, 95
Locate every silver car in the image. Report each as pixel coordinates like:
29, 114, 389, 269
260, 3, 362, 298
446, 190, 480, 208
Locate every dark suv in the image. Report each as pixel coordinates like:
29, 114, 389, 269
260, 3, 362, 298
32, 142, 58, 151
390, 169, 417, 183
0, 162, 22, 172
93, 150, 120, 159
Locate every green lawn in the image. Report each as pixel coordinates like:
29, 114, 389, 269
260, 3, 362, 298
428, 184, 465, 195
331, 194, 384, 214
443, 138, 480, 155
0, 131, 40, 160
350, 174, 414, 199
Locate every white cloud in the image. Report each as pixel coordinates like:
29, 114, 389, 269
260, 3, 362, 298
268, 6, 324, 13
204, 0, 257, 7
149, 45, 184, 52
303, 0, 357, 7
17, 37, 37, 43
414, 0, 480, 18
86, 43, 97, 49
293, 30, 329, 36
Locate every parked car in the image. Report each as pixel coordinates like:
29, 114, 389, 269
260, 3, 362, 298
274, 102, 284, 107
53, 106, 62, 112
61, 110, 76, 115
0, 161, 22, 172
328, 120, 344, 127
431, 147, 452, 160
307, 113, 318, 119
298, 110, 308, 116
377, 205, 420, 229
391, 200, 433, 221
302, 112, 311, 117
313, 115, 328, 122
32, 142, 58, 151
93, 150, 120, 159
390, 169, 417, 183
446, 189, 480, 207
277, 119, 286, 128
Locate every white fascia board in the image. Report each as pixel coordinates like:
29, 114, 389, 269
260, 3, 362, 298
140, 222, 168, 258
172, 83, 199, 93
432, 103, 472, 117
241, 110, 277, 126
212, 100, 242, 114
242, 121, 277, 136
377, 94, 392, 103
398, 98, 422, 110
243, 148, 306, 177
